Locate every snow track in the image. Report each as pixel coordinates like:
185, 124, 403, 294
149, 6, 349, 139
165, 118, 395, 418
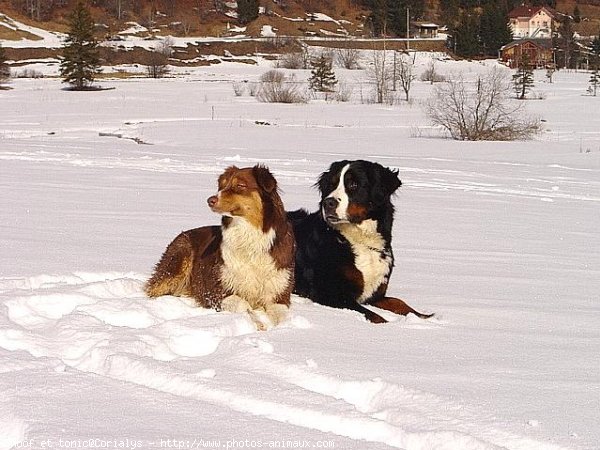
0, 274, 572, 449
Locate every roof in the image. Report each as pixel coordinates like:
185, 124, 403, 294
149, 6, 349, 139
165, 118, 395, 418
416, 23, 439, 28
500, 38, 553, 51
508, 5, 557, 20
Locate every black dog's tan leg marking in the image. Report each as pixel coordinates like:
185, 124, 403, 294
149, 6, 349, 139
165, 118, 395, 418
369, 297, 434, 319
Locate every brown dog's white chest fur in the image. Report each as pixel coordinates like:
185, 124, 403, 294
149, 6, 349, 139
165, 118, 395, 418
220, 217, 292, 309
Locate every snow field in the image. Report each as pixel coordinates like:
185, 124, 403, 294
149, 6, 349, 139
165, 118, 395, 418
0, 55, 599, 449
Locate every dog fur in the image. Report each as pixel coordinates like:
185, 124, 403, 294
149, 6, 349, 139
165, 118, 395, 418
289, 160, 432, 323
145, 165, 295, 330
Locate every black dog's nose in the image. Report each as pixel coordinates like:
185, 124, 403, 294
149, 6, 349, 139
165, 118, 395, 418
323, 197, 338, 213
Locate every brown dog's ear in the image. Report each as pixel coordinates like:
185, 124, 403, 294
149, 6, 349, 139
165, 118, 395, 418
253, 165, 277, 193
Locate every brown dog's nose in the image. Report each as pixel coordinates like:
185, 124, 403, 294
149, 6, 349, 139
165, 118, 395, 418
207, 195, 218, 207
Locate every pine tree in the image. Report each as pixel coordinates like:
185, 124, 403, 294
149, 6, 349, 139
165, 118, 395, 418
591, 32, 600, 59
0, 43, 10, 87
590, 34, 600, 68
513, 54, 535, 99
480, 4, 513, 57
60, 1, 102, 90
237, 0, 259, 25
556, 16, 577, 69
453, 12, 481, 58
573, 5, 581, 23
589, 69, 599, 96
308, 55, 338, 92
366, 0, 389, 36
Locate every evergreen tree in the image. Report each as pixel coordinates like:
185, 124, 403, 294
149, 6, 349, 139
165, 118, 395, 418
60, 1, 101, 90
441, 0, 461, 29
555, 16, 577, 69
365, 0, 423, 37
589, 69, 599, 96
573, 5, 581, 23
591, 32, 600, 58
237, 0, 259, 25
388, 0, 408, 37
308, 55, 338, 92
0, 43, 10, 87
513, 54, 535, 99
453, 13, 481, 58
480, 4, 512, 57
366, 0, 389, 36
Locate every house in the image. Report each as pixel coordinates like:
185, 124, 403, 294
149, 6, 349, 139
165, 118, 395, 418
508, 5, 557, 39
500, 39, 554, 68
415, 22, 439, 38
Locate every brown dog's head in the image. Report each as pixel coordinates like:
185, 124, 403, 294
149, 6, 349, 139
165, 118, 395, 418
207, 165, 281, 231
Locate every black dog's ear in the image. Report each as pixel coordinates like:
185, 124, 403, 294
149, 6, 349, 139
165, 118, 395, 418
253, 165, 277, 193
316, 160, 349, 195
383, 167, 402, 195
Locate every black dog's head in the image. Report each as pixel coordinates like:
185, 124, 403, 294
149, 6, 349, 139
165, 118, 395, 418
316, 160, 401, 226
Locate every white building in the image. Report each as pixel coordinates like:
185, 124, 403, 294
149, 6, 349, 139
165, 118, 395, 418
508, 5, 557, 39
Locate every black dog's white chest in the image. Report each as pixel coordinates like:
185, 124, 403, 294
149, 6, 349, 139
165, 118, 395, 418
336, 220, 393, 303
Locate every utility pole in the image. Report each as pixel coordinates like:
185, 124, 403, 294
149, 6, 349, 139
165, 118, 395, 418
406, 7, 410, 51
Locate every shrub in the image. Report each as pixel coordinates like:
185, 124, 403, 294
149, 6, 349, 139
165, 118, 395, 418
425, 67, 541, 141
232, 82, 245, 96
420, 61, 446, 83
257, 70, 307, 103
278, 50, 309, 69
335, 46, 360, 69
334, 81, 353, 102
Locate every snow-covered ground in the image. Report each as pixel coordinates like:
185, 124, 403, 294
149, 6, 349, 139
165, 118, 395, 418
1, 56, 599, 450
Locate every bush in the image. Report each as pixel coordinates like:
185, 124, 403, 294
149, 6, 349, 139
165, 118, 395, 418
334, 81, 353, 102
257, 70, 307, 103
232, 82, 245, 96
335, 46, 360, 70
420, 62, 446, 83
260, 69, 286, 83
16, 69, 44, 78
425, 67, 541, 141
278, 50, 309, 69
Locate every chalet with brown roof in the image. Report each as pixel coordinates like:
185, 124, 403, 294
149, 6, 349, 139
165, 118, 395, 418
500, 38, 554, 68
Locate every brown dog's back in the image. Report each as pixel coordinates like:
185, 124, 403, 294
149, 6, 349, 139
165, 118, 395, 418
145, 226, 225, 309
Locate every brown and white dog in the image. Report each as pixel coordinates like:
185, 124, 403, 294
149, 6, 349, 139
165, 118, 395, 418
145, 165, 295, 330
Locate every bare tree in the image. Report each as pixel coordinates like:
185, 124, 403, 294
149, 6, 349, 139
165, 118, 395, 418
420, 60, 446, 84
335, 45, 360, 70
367, 50, 393, 104
145, 37, 174, 78
426, 67, 541, 141
395, 52, 416, 101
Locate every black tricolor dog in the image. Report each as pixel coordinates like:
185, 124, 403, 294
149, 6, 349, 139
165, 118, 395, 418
289, 160, 432, 323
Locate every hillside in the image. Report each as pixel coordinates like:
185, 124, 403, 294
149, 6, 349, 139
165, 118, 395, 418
2, 0, 600, 41
1, 0, 372, 40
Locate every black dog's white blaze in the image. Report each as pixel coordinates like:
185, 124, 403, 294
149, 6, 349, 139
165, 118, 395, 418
322, 163, 351, 222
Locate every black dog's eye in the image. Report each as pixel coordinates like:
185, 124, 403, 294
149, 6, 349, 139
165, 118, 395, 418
347, 180, 358, 191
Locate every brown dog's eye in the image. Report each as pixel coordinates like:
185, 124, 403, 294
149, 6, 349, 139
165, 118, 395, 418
236, 183, 247, 190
